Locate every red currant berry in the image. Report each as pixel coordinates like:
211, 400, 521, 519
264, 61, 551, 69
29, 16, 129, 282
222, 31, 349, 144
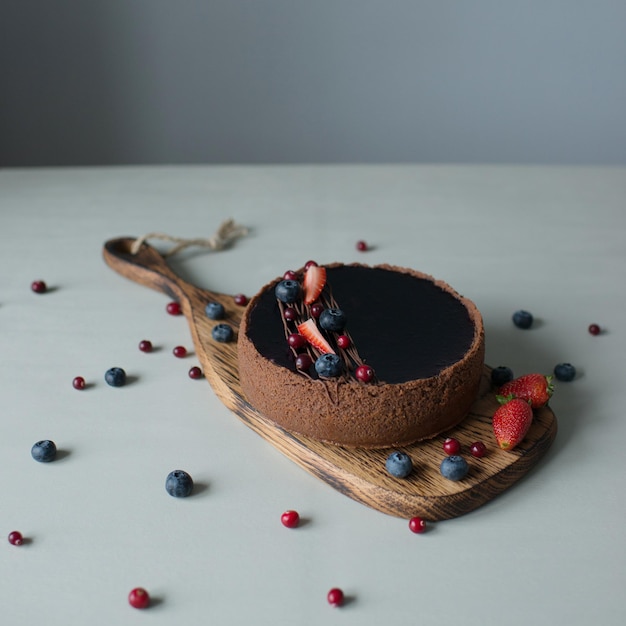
173, 345, 187, 358
336, 335, 351, 349
304, 260, 318, 270
283, 270, 298, 281
588, 323, 601, 336
288, 333, 307, 350
234, 294, 248, 306
327, 588, 344, 607
72, 376, 86, 390
443, 437, 461, 455
138, 340, 153, 353
166, 301, 181, 315
355, 364, 374, 383
31, 280, 47, 294
281, 510, 300, 528
310, 303, 324, 318
470, 441, 487, 458
408, 517, 427, 534
8, 531, 24, 546
356, 240, 368, 252
188, 366, 203, 379
283, 307, 297, 321
128, 587, 150, 609
295, 354, 313, 371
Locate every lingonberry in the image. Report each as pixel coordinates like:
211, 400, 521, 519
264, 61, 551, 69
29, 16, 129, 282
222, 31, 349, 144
283, 270, 298, 281
310, 303, 324, 318
288, 333, 307, 350
234, 293, 248, 306
356, 240, 368, 252
188, 366, 203, 379
295, 354, 313, 371
173, 346, 187, 358
470, 441, 487, 458
283, 307, 297, 322
72, 376, 86, 390
304, 260, 318, 270
128, 587, 150, 609
281, 510, 300, 528
138, 340, 153, 353
443, 437, 461, 455
355, 364, 374, 383
31, 280, 47, 294
336, 335, 351, 349
327, 588, 344, 607
588, 323, 601, 336
8, 531, 24, 546
408, 517, 427, 534
166, 301, 181, 315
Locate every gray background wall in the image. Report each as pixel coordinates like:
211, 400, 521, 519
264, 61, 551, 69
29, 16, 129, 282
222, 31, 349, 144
1, 0, 625, 167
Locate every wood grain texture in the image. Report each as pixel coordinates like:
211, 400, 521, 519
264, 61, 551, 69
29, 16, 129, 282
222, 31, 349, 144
103, 237, 558, 521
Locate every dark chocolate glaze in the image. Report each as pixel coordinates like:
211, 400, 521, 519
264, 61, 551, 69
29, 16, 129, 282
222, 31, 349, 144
246, 265, 476, 384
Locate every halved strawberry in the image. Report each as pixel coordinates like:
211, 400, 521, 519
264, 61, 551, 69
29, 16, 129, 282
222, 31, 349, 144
297, 319, 334, 354
303, 264, 326, 305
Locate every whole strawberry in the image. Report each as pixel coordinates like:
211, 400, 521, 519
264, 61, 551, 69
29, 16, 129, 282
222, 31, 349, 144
492, 398, 533, 451
498, 373, 554, 409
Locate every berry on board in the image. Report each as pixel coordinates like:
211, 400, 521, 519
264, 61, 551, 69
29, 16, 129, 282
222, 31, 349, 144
492, 398, 533, 451
443, 437, 461, 455
212, 323, 234, 343
498, 373, 553, 408
205, 301, 225, 320
439, 455, 469, 481
385, 451, 413, 478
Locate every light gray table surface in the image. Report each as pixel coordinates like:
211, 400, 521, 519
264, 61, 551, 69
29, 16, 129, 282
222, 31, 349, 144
1, 164, 625, 625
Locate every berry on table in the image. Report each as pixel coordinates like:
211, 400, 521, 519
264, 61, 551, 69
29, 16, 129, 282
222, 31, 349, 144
554, 362, 576, 382
439, 455, 469, 481
327, 588, 345, 607
512, 310, 533, 329
356, 240, 368, 252
205, 301, 225, 320
166, 301, 182, 315
31, 280, 47, 293
165, 470, 194, 498
212, 323, 234, 343
408, 517, 427, 534
8, 531, 24, 546
588, 323, 601, 336
385, 451, 413, 478
138, 340, 153, 353
355, 364, 374, 383
281, 510, 300, 528
234, 293, 248, 306
443, 437, 461, 455
31, 439, 57, 463
173, 345, 187, 358
128, 587, 150, 609
315, 353, 343, 378
105, 367, 126, 387
469, 441, 487, 458
188, 366, 203, 379
491, 366, 514, 387
72, 376, 86, 390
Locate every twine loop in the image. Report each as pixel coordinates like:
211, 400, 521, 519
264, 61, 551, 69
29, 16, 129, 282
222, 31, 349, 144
130, 219, 249, 257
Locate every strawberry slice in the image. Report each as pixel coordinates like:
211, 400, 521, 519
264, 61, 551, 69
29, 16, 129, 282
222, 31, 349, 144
303, 265, 326, 305
297, 319, 334, 354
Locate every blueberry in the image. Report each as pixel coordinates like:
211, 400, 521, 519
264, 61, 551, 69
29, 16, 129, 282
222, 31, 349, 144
105, 367, 126, 387
31, 439, 57, 463
385, 451, 413, 478
512, 310, 534, 329
275, 280, 302, 304
319, 308, 347, 332
314, 353, 343, 378
165, 470, 194, 497
554, 362, 576, 382
212, 323, 234, 343
205, 301, 225, 320
491, 366, 514, 387
440, 455, 469, 481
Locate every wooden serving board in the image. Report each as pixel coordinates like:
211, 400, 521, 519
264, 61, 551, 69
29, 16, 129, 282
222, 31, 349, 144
103, 237, 558, 521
